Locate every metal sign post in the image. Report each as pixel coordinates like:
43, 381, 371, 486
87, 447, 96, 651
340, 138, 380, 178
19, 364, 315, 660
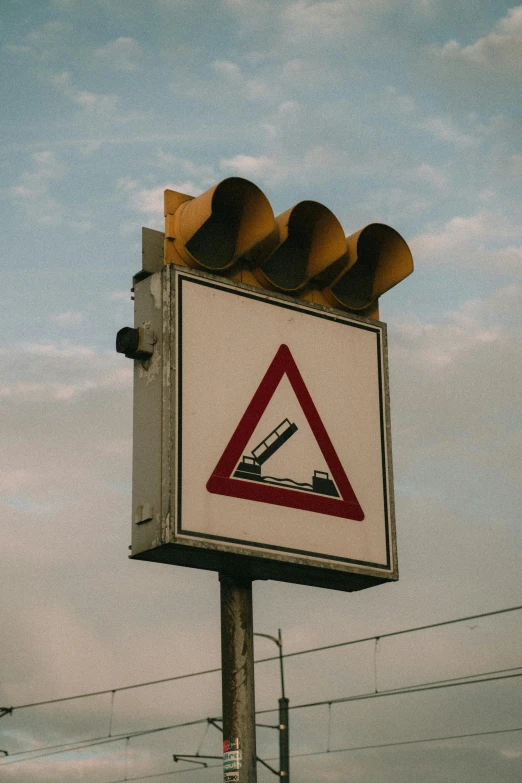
220, 573, 257, 783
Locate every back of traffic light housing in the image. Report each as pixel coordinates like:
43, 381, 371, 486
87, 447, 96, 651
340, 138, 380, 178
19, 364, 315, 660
163, 177, 413, 318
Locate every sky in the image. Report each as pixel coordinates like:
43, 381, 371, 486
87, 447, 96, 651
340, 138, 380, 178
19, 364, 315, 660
0, 0, 521, 781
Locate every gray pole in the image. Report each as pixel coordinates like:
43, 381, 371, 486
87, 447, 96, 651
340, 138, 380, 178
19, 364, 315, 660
278, 696, 289, 780
220, 573, 257, 783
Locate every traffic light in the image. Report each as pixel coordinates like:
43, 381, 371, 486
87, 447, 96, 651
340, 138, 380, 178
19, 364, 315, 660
163, 177, 413, 317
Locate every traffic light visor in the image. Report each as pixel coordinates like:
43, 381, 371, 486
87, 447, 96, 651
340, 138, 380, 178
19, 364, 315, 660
165, 178, 275, 271
325, 223, 413, 311
250, 200, 346, 293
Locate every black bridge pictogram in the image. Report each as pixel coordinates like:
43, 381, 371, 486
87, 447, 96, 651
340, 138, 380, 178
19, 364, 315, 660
233, 418, 339, 497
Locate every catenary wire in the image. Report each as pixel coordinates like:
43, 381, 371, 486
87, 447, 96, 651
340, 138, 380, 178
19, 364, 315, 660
100, 727, 522, 783
0, 719, 208, 767
7, 602, 521, 712
2, 669, 520, 766
255, 670, 522, 715
288, 725, 522, 758
3, 665, 520, 759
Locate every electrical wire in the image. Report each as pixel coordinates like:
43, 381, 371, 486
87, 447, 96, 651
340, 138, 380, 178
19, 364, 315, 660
2, 669, 520, 766
288, 725, 522, 758
4, 664, 520, 759
0, 719, 208, 767
7, 603, 521, 712
100, 726, 522, 783
255, 670, 522, 716
107, 766, 223, 783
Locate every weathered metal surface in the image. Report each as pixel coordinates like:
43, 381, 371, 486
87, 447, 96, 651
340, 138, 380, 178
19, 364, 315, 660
220, 574, 257, 783
162, 179, 413, 319
130, 244, 164, 557
128, 255, 397, 592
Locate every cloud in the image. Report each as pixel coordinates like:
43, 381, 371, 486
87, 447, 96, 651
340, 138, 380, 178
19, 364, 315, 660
393, 302, 503, 368
115, 155, 219, 225
219, 145, 358, 187
3, 19, 72, 62
93, 37, 143, 71
409, 212, 522, 273
49, 71, 120, 115
117, 178, 200, 223
211, 59, 242, 79
46, 70, 150, 124
209, 58, 273, 103
280, 0, 401, 45
50, 311, 84, 325
26, 20, 70, 59
410, 163, 447, 191
8, 150, 66, 226
440, 5, 522, 75
111, 290, 132, 302
220, 153, 278, 179
153, 151, 216, 181
391, 283, 521, 375
419, 115, 478, 147
282, 0, 351, 41
0, 342, 131, 401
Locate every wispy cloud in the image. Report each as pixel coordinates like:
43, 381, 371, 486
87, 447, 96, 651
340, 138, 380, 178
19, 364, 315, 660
117, 178, 199, 224
93, 37, 143, 71
46, 70, 152, 124
419, 115, 478, 147
8, 150, 66, 226
411, 163, 447, 191
0, 342, 131, 401
440, 5, 522, 74
50, 311, 84, 325
410, 212, 522, 272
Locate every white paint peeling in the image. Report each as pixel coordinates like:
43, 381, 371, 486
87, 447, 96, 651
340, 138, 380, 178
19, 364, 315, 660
150, 273, 162, 310
139, 346, 160, 383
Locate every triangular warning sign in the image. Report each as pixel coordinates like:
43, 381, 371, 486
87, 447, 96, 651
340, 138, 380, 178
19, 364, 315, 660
206, 344, 364, 521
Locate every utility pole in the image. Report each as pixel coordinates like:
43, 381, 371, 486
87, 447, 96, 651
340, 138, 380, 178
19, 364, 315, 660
255, 628, 289, 780
279, 695, 289, 780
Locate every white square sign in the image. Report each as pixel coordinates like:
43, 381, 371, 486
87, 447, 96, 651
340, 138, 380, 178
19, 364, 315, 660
168, 268, 397, 587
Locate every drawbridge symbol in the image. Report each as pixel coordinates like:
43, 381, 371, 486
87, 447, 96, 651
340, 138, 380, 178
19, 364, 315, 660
234, 418, 339, 498
206, 344, 364, 522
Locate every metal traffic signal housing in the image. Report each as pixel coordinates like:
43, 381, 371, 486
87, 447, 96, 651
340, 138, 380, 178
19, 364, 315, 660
319, 223, 413, 318
162, 177, 413, 318
164, 178, 275, 273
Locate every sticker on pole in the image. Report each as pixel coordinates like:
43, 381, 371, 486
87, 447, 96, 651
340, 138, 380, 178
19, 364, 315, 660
207, 344, 364, 521
223, 739, 241, 782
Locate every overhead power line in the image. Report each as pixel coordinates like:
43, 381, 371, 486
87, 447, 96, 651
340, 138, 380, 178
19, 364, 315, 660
2, 669, 520, 767
292, 725, 522, 758
7, 603, 522, 713
256, 670, 522, 716
0, 718, 208, 767
99, 726, 522, 783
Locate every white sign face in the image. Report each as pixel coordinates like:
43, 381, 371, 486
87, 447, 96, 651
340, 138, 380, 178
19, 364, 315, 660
173, 270, 395, 578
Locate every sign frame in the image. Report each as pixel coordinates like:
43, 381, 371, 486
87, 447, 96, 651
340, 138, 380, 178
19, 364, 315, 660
130, 261, 397, 592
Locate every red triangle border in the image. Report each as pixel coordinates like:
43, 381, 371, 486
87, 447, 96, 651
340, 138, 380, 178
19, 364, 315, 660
206, 344, 364, 522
